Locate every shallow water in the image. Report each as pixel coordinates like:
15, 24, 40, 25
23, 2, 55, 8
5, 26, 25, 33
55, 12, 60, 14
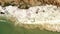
0, 17, 60, 34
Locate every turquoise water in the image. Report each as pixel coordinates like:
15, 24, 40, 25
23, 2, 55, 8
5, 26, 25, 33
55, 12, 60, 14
0, 16, 60, 34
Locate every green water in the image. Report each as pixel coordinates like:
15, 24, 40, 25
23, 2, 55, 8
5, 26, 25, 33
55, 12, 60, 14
0, 17, 60, 34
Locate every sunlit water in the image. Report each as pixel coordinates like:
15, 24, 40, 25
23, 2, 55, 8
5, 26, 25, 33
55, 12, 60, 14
0, 16, 60, 34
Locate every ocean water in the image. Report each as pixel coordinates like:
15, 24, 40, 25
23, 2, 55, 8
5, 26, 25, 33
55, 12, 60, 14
0, 16, 60, 34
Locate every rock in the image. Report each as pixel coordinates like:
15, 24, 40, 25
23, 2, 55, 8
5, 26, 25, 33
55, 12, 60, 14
0, 0, 60, 9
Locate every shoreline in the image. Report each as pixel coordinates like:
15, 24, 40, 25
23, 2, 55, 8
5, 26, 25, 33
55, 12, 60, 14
0, 4, 60, 32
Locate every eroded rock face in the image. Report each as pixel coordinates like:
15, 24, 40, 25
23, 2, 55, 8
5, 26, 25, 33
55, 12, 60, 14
0, 0, 60, 9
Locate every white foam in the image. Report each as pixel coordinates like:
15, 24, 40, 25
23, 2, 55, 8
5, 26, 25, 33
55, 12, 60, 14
0, 5, 60, 24
1, 5, 60, 32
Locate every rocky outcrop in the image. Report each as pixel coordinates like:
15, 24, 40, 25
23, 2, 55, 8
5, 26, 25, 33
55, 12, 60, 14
0, 0, 60, 9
